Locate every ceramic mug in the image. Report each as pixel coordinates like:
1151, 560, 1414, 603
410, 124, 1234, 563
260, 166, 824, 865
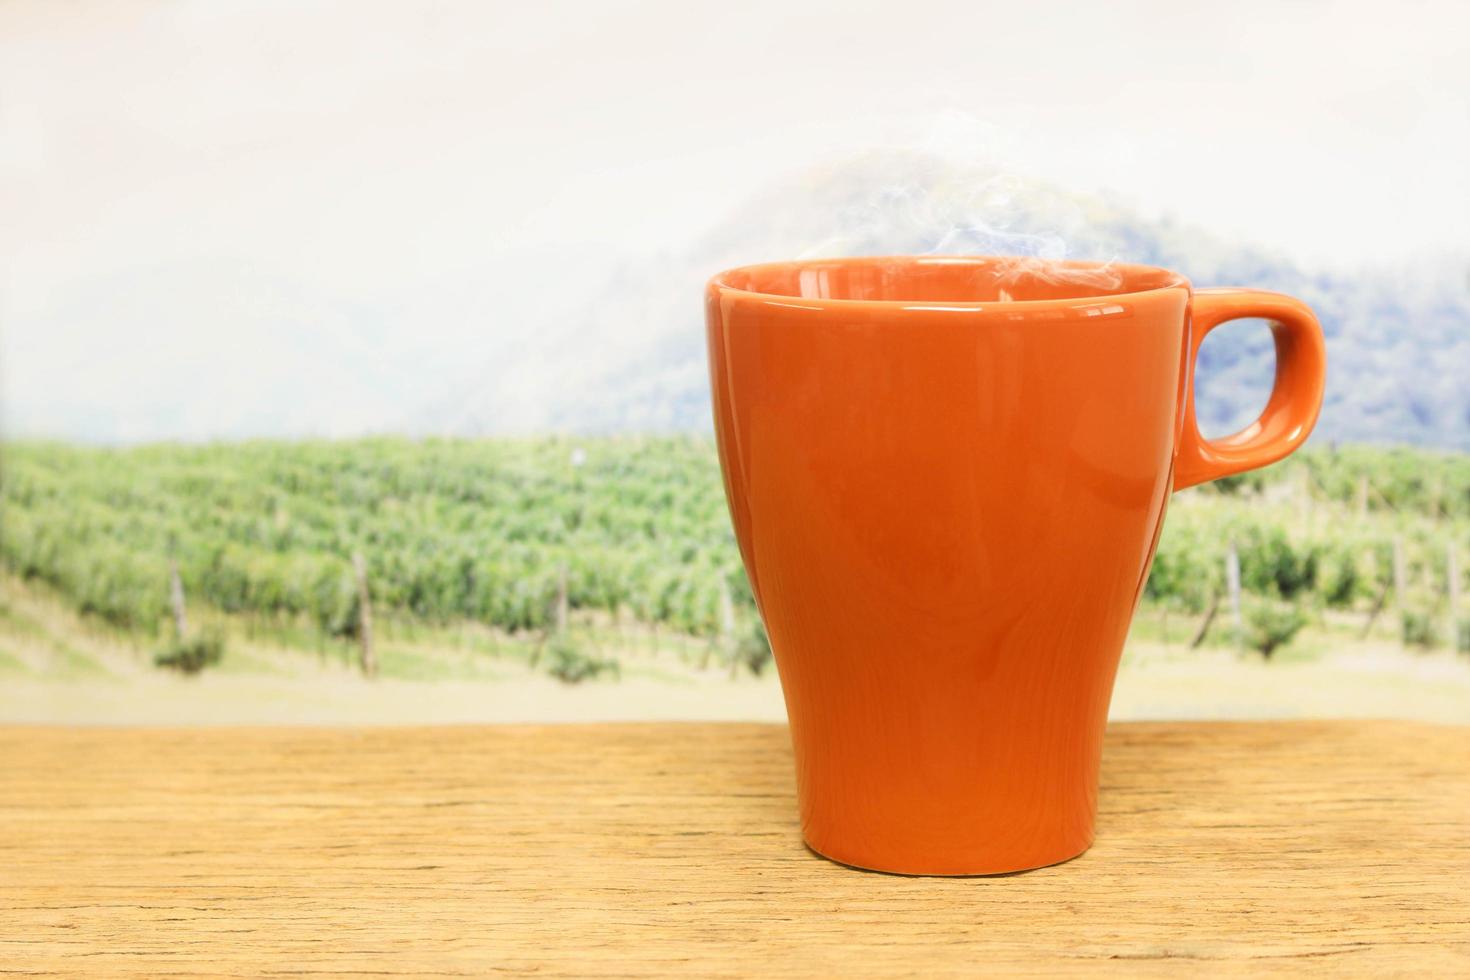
705, 256, 1326, 875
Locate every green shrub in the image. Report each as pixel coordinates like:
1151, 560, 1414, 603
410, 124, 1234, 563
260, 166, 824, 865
544, 634, 619, 684
1401, 611, 1438, 649
1236, 526, 1317, 600
154, 630, 225, 674
1210, 471, 1267, 497
1244, 597, 1308, 659
1145, 524, 1222, 614
1457, 619, 1470, 655
1316, 542, 1366, 607
731, 618, 773, 677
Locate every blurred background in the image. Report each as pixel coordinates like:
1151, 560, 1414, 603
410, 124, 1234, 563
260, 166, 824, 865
1, 0, 1466, 724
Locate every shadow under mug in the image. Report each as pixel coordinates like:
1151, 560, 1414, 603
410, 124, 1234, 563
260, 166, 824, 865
705, 256, 1326, 875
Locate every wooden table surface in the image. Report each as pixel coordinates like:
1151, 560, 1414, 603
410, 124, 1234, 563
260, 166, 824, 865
2, 721, 1467, 977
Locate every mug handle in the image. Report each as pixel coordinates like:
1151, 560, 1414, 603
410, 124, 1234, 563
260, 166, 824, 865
1174, 288, 1327, 491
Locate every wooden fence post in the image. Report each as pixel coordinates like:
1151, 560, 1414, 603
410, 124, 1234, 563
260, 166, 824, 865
616, 604, 631, 660
701, 579, 735, 672
1392, 536, 1407, 611
168, 556, 189, 640
1449, 543, 1461, 649
555, 563, 569, 634
1226, 541, 1243, 646
720, 579, 741, 679
1360, 578, 1391, 640
352, 552, 377, 679
1190, 593, 1220, 649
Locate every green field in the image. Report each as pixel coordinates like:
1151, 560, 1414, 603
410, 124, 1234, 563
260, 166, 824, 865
1, 438, 1467, 683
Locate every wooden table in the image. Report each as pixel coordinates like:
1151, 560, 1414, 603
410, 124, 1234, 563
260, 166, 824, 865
3, 722, 1467, 977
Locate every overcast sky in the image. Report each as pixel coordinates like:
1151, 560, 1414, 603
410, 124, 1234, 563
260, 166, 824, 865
3, 0, 1467, 440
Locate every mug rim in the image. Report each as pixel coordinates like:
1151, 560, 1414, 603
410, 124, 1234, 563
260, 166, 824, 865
708, 255, 1191, 311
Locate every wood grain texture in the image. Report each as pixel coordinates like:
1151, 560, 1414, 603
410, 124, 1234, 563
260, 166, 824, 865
1, 721, 1467, 977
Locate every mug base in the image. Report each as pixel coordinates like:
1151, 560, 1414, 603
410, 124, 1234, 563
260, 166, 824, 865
802, 837, 1092, 877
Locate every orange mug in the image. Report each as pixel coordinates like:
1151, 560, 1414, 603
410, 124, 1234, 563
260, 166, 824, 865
705, 256, 1326, 875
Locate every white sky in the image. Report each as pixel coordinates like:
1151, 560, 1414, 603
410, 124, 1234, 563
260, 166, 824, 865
2, 0, 1468, 440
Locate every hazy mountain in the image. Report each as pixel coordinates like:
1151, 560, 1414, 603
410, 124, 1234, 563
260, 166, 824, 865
516, 152, 1470, 450
5, 152, 1466, 448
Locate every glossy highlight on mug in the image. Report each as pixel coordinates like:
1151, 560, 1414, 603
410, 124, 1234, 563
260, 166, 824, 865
705, 256, 1326, 875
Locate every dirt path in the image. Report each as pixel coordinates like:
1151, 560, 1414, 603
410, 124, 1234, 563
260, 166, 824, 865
3, 576, 1468, 726
3, 644, 1468, 726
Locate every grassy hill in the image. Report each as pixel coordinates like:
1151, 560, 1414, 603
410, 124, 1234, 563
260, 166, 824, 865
1, 438, 1466, 687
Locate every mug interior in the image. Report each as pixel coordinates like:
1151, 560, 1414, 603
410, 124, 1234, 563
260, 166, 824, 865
715, 256, 1185, 304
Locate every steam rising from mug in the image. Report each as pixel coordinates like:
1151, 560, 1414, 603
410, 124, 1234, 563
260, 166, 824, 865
747, 149, 1125, 293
